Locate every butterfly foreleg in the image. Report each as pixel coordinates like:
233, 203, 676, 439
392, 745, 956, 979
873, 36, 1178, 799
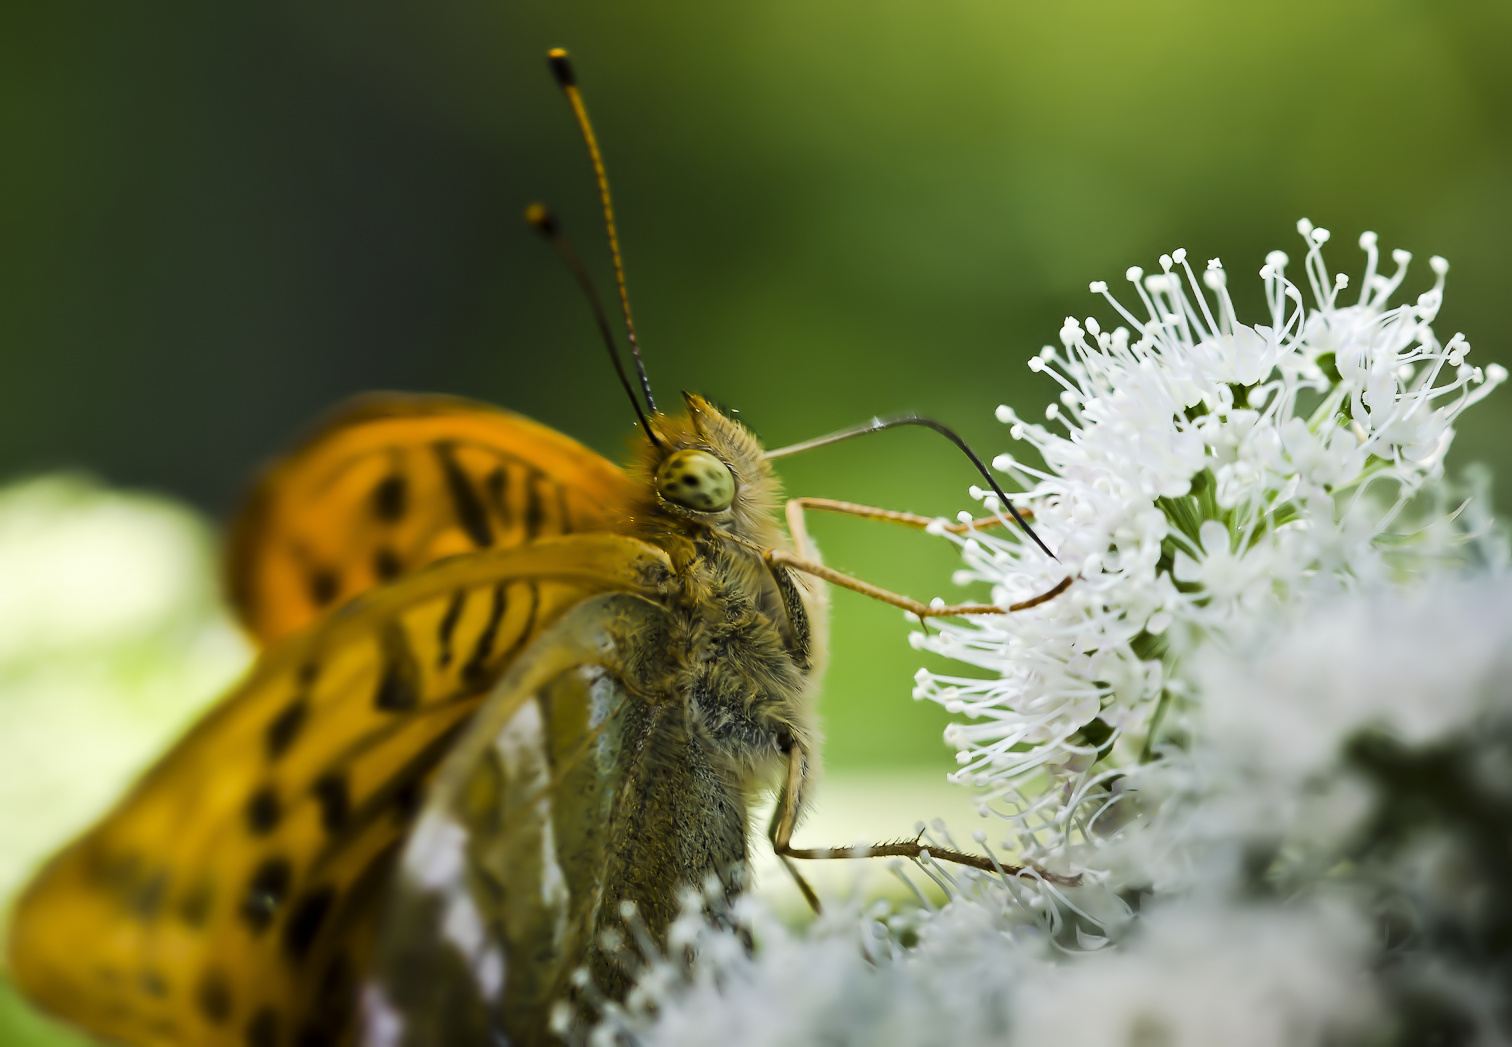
768, 741, 1078, 889
763, 547, 1071, 619
778, 495, 1067, 618
784, 496, 1033, 549
765, 739, 822, 914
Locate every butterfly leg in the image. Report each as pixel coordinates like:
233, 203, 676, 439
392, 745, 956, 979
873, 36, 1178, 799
784, 496, 1032, 551
765, 738, 824, 913
768, 740, 1078, 889
777, 496, 1068, 618
764, 547, 1070, 619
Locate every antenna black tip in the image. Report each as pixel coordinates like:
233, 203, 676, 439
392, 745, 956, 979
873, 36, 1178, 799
547, 49, 576, 89
524, 202, 557, 235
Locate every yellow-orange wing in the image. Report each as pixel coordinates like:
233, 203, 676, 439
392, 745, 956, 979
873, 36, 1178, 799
8, 534, 673, 1047
227, 394, 638, 645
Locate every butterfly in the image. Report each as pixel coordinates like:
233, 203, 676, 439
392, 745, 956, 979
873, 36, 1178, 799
6, 49, 1067, 1047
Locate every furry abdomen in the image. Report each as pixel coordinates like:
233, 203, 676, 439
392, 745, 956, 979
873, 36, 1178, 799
588, 694, 750, 1002
590, 538, 817, 937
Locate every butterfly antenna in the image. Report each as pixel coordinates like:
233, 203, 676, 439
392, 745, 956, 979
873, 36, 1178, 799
765, 414, 1058, 561
547, 48, 657, 415
525, 203, 660, 445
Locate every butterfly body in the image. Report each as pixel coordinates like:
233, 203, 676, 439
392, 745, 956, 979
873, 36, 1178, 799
9, 391, 826, 1047
366, 392, 825, 1044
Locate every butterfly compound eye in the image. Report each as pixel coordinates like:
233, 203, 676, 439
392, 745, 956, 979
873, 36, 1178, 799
655, 449, 736, 512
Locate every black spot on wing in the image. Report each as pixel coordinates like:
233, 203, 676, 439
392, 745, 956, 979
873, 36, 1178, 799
462, 581, 541, 696
391, 777, 425, 825
307, 568, 339, 608
240, 858, 293, 933
373, 547, 402, 582
484, 466, 511, 526
371, 473, 407, 523
525, 472, 546, 539
245, 786, 281, 835
434, 441, 493, 548
266, 698, 308, 761
314, 720, 468, 860
281, 886, 337, 961
509, 583, 540, 661
374, 621, 421, 713
460, 584, 508, 690
373, 668, 417, 713
265, 660, 319, 762
436, 589, 466, 669
312, 773, 350, 835
196, 968, 233, 1025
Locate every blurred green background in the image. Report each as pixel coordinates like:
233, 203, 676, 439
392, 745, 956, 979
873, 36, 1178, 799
3, 1, 1512, 1037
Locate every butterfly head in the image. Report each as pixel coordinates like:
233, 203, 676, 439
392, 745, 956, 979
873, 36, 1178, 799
634, 393, 780, 543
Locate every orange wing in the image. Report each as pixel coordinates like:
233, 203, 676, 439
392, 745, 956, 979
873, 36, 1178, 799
8, 535, 673, 1047
227, 395, 639, 645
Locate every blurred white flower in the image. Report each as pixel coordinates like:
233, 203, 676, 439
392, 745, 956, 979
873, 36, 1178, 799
0, 476, 210, 662
911, 222, 1504, 868
1103, 574, 1512, 880
602, 871, 1379, 1047
0, 475, 251, 903
593, 878, 1037, 1047
1012, 900, 1379, 1047
1203, 578, 1512, 795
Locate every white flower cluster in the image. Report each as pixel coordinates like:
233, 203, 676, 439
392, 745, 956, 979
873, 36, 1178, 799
607, 575, 1512, 1047
910, 221, 1504, 867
